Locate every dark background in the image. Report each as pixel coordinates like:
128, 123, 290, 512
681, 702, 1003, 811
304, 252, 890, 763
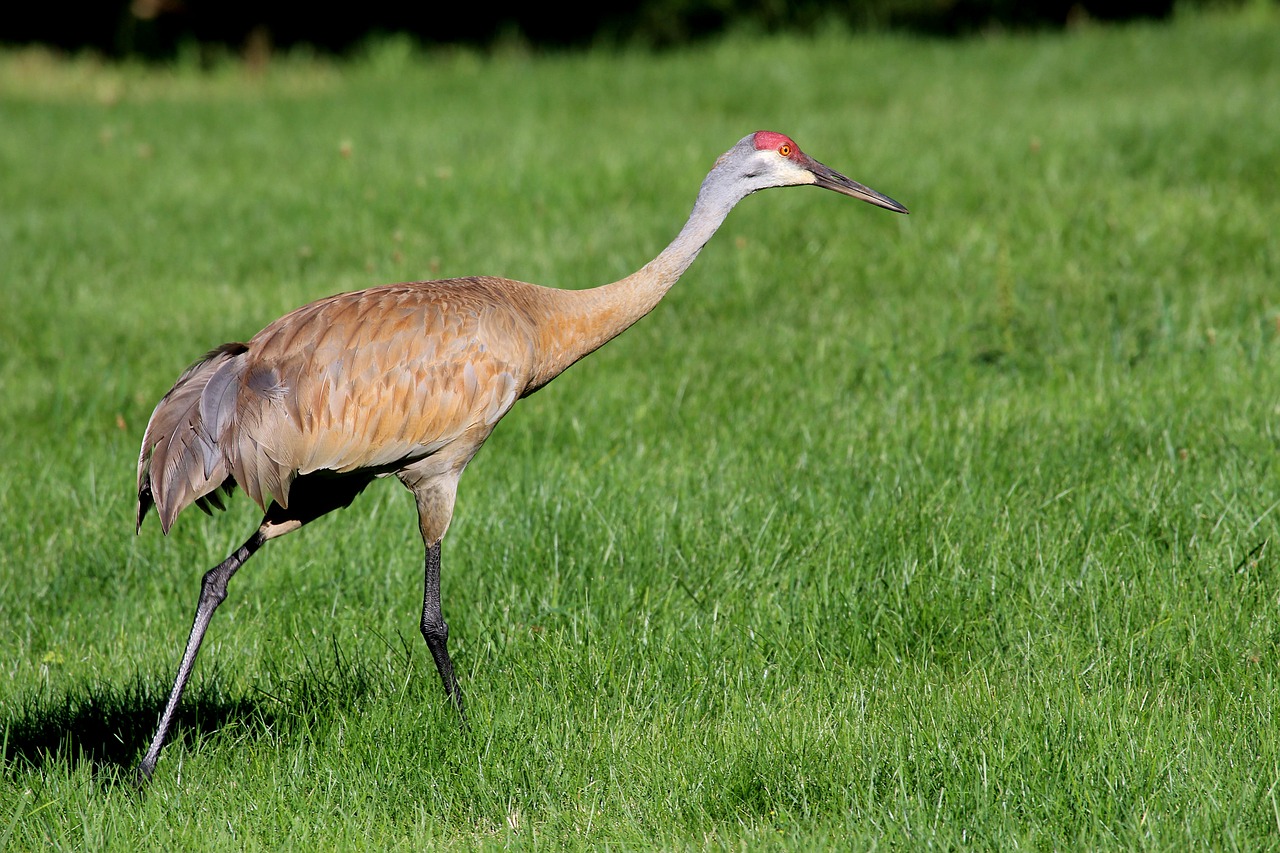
1, 0, 1218, 60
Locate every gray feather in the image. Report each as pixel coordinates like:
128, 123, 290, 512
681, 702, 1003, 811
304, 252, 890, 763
137, 342, 248, 534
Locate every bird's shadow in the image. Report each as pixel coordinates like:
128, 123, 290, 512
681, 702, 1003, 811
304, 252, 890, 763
1, 677, 271, 786
2, 647, 389, 787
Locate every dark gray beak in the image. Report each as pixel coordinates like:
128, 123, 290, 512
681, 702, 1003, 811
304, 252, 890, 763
809, 158, 908, 214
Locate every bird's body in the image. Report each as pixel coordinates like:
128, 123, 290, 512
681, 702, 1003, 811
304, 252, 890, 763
131, 131, 907, 783
144, 277, 542, 529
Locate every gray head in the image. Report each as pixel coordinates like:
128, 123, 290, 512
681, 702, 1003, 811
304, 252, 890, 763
707, 131, 908, 214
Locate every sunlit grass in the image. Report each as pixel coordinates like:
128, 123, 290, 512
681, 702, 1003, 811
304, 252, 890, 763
2, 8, 1279, 849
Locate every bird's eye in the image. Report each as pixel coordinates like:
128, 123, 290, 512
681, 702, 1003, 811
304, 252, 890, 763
778, 144, 792, 157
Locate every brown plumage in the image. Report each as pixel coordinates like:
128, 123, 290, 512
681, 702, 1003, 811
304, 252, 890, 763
132, 131, 907, 783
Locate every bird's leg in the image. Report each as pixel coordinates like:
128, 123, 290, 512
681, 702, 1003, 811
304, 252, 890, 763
399, 471, 467, 725
135, 528, 265, 784
421, 538, 466, 724
135, 480, 371, 785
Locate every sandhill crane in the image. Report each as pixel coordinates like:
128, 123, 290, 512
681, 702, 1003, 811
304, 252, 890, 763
132, 130, 907, 782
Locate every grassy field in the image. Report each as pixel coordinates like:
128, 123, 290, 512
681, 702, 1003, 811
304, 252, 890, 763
2, 7, 1279, 849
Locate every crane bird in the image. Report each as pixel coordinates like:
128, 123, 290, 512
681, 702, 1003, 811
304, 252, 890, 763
132, 130, 907, 781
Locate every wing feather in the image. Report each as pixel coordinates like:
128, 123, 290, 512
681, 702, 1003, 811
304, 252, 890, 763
137, 342, 247, 533
138, 277, 542, 531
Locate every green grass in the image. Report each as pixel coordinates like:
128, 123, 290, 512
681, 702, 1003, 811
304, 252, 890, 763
2, 7, 1280, 849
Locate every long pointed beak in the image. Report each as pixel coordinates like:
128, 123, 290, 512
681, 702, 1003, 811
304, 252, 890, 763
808, 158, 908, 214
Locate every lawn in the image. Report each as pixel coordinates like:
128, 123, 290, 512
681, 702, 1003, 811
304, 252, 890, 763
2, 7, 1279, 849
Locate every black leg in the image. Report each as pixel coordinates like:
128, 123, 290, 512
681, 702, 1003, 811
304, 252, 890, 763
420, 539, 466, 725
135, 530, 264, 783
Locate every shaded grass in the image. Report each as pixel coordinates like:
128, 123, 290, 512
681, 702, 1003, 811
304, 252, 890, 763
2, 6, 1280, 849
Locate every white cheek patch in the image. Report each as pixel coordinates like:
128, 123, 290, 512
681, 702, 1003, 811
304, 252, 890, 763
782, 159, 817, 186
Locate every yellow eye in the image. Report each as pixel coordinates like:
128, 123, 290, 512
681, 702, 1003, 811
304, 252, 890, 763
779, 144, 792, 157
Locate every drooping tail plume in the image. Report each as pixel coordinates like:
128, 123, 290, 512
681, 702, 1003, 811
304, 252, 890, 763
136, 342, 248, 534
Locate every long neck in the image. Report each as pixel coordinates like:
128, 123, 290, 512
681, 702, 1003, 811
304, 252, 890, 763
526, 175, 740, 391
